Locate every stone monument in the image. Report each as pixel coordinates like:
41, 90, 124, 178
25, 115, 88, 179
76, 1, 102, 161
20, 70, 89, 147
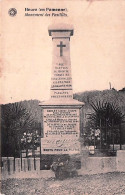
40, 24, 84, 155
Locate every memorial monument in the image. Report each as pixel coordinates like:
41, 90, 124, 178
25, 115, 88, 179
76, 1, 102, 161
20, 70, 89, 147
40, 24, 84, 156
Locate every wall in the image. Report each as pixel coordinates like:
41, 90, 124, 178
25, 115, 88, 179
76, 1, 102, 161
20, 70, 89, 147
116, 150, 125, 172
1, 150, 125, 179
1, 157, 40, 179
79, 156, 117, 175
78, 150, 125, 175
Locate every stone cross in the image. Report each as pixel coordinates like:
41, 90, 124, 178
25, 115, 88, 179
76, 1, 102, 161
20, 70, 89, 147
57, 41, 66, 56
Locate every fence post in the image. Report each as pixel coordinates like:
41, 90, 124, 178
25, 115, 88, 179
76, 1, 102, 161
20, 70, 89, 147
7, 157, 10, 175
119, 123, 122, 150
100, 119, 102, 150
112, 119, 114, 152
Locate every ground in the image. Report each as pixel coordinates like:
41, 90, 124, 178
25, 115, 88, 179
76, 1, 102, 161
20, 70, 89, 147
1, 172, 125, 195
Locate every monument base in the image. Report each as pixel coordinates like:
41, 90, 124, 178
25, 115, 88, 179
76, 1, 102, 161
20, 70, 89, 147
39, 99, 84, 155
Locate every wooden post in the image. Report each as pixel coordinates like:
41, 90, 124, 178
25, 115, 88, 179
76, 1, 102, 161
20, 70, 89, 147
14, 135, 16, 172
26, 132, 28, 157
17, 132, 22, 171
105, 119, 107, 147
112, 119, 114, 152
40, 120, 42, 171
119, 123, 122, 150
100, 119, 102, 150
33, 134, 36, 170
94, 128, 96, 150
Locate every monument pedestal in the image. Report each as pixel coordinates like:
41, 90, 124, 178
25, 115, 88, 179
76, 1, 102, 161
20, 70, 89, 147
40, 99, 83, 155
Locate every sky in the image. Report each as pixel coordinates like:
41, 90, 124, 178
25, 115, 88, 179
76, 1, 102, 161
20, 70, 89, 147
1, 0, 125, 104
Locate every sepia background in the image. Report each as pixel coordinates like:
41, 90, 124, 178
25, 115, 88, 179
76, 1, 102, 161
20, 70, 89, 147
1, 1, 125, 194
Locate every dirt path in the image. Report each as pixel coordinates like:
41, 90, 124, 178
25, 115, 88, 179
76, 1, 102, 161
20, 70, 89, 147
1, 172, 125, 195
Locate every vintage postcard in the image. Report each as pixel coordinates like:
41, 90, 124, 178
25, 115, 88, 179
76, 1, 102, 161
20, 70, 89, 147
1, 0, 125, 194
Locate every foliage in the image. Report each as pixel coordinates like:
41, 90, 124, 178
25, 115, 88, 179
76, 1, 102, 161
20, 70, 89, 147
89, 101, 124, 128
74, 88, 125, 114
84, 101, 124, 148
51, 155, 78, 180
83, 127, 101, 147
1, 88, 125, 157
21, 130, 40, 150
2, 102, 33, 130
1, 101, 41, 157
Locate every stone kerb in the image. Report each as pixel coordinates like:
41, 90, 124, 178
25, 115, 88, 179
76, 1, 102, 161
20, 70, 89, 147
2, 157, 9, 178
15, 158, 21, 172
79, 156, 117, 175
2, 157, 14, 176
2, 153, 125, 179
1, 157, 40, 179
116, 150, 125, 172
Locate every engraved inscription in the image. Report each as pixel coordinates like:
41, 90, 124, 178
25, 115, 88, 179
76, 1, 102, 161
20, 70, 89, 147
43, 109, 80, 138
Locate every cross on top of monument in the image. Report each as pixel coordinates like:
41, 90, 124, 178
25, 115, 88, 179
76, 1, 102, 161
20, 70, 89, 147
57, 41, 66, 57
